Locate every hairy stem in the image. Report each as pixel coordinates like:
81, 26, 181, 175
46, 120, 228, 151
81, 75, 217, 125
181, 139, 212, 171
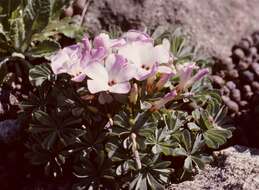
131, 133, 142, 170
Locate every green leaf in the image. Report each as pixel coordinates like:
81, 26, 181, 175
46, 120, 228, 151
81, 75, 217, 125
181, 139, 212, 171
24, 0, 50, 35
0, 58, 8, 84
0, 0, 22, 30
203, 128, 232, 149
9, 10, 26, 51
28, 40, 60, 57
30, 110, 83, 149
32, 18, 85, 42
163, 110, 187, 132
183, 156, 192, 171
29, 64, 52, 86
129, 156, 172, 190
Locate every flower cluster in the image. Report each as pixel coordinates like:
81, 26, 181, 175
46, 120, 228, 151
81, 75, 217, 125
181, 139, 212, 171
24, 29, 233, 190
50, 30, 209, 106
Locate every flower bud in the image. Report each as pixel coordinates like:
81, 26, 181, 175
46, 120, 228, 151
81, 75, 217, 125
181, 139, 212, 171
129, 83, 138, 104
147, 75, 156, 93
156, 73, 173, 90
150, 90, 177, 111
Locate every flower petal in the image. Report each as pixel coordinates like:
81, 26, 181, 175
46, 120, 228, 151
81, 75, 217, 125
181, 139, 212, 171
85, 62, 108, 82
122, 30, 152, 43
94, 33, 126, 50
87, 79, 109, 94
71, 73, 87, 82
108, 82, 131, 94
154, 41, 170, 64
135, 63, 158, 81
106, 54, 135, 82
157, 65, 174, 74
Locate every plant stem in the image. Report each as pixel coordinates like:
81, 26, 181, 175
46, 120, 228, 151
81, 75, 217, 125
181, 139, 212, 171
80, 0, 92, 26
131, 132, 142, 170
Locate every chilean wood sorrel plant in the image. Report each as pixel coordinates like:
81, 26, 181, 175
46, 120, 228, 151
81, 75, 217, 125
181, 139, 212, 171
0, 2, 233, 188
16, 29, 234, 190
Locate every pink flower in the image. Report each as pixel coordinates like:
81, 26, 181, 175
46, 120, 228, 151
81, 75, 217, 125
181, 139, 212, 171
176, 62, 209, 91
50, 36, 106, 82
118, 38, 171, 81
93, 33, 126, 53
86, 54, 135, 94
122, 30, 153, 43
151, 90, 177, 111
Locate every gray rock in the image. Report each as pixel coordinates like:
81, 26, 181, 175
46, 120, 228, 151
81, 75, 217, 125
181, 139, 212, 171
77, 0, 259, 58
168, 145, 259, 190
0, 120, 20, 143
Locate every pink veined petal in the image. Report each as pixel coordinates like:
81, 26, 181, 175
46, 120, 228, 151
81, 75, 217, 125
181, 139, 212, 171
119, 41, 154, 65
90, 47, 106, 61
110, 38, 126, 48
108, 82, 131, 94
135, 63, 158, 81
81, 35, 92, 51
84, 62, 109, 82
107, 54, 135, 82
71, 73, 87, 82
154, 43, 170, 64
87, 79, 109, 94
186, 68, 209, 88
122, 30, 153, 43
157, 65, 173, 74
50, 51, 71, 74
180, 65, 194, 84
105, 54, 116, 72
118, 42, 142, 66
93, 33, 112, 50
152, 90, 177, 110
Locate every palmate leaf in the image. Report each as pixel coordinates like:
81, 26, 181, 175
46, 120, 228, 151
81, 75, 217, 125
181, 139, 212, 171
162, 110, 188, 132
112, 111, 157, 138
29, 64, 52, 86
25, 141, 66, 177
146, 127, 176, 155
30, 110, 84, 149
172, 131, 213, 172
65, 125, 106, 157
73, 151, 115, 190
192, 108, 233, 149
129, 155, 172, 190
203, 128, 232, 149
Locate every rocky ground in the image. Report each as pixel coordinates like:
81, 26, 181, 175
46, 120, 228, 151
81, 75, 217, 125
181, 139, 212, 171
77, 0, 259, 59
168, 145, 259, 190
